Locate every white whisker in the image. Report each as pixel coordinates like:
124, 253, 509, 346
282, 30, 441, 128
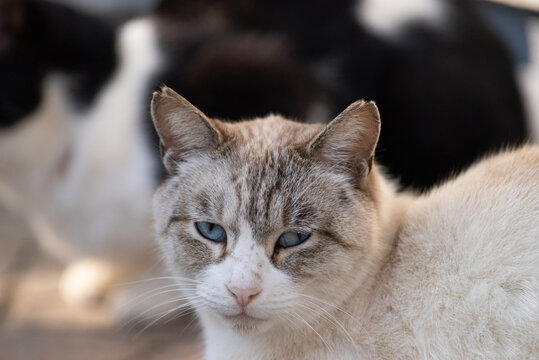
118, 283, 197, 310
298, 300, 362, 358
134, 299, 204, 337
114, 276, 201, 287
287, 309, 333, 353
299, 293, 374, 355
122, 294, 200, 331
299, 294, 355, 321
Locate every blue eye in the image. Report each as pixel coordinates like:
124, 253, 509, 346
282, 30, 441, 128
278, 232, 311, 248
195, 222, 226, 242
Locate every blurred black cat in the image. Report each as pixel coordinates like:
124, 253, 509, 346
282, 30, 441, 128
0, 0, 529, 311
155, 0, 529, 188
0, 0, 314, 312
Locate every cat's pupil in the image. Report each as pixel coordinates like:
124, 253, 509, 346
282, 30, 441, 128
278, 232, 311, 248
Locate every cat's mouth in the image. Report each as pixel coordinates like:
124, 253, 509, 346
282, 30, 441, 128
222, 313, 267, 331
223, 313, 265, 322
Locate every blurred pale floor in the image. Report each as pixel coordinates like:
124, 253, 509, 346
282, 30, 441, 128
0, 205, 203, 360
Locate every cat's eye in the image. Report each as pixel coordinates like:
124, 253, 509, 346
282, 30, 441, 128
195, 222, 226, 242
278, 232, 311, 248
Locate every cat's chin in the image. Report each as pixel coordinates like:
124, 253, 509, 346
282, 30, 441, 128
221, 313, 272, 334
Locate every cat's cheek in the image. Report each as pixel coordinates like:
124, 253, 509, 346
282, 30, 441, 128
157, 219, 225, 274
177, 237, 216, 275
275, 242, 341, 280
158, 232, 220, 280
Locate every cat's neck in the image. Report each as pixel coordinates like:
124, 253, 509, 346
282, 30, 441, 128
363, 165, 413, 280
333, 165, 414, 322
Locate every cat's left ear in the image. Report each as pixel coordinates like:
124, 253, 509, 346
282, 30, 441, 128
307, 100, 380, 183
151, 86, 224, 174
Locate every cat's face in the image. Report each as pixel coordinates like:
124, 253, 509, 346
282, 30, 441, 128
152, 87, 381, 334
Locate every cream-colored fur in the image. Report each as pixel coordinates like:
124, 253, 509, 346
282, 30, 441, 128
151, 88, 539, 359
365, 147, 538, 359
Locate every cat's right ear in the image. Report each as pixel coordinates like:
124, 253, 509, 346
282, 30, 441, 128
151, 86, 224, 174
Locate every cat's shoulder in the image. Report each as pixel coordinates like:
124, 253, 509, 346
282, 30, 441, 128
399, 144, 538, 259
381, 145, 539, 358
417, 145, 538, 226
450, 144, 539, 188
415, 144, 538, 215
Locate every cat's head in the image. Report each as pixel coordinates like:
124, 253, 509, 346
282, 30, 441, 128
151, 86, 384, 334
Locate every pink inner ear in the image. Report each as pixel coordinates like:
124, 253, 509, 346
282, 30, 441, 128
309, 100, 380, 165
151, 87, 224, 170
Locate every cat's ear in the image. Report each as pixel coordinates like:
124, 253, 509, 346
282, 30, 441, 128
151, 86, 224, 174
307, 100, 380, 182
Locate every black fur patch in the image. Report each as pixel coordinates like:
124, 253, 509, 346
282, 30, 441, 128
0, 0, 116, 128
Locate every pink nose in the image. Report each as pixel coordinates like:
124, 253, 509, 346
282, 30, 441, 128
226, 285, 261, 307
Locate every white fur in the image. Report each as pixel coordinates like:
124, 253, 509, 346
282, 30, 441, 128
196, 222, 294, 358
55, 17, 162, 260
356, 0, 448, 39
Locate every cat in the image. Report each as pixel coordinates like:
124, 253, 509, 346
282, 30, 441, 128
151, 86, 539, 359
0, 0, 532, 314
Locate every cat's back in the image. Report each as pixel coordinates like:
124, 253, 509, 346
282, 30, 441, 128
378, 145, 539, 358
409, 145, 538, 245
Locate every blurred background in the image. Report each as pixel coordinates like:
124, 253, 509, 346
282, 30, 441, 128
0, 0, 538, 359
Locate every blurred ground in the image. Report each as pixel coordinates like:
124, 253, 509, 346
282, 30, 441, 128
0, 206, 203, 360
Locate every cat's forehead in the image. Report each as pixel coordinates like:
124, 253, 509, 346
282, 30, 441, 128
173, 141, 354, 241
162, 115, 360, 246
221, 115, 323, 152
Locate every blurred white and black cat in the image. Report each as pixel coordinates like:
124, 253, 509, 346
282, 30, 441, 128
151, 86, 538, 359
0, 0, 531, 311
160, 0, 530, 188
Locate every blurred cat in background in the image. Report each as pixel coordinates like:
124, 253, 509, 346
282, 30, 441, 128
158, 0, 529, 188
0, 0, 313, 314
0, 0, 158, 310
0, 0, 532, 317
